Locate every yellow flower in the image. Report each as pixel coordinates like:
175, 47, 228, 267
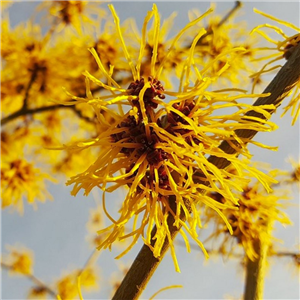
62, 4, 278, 271
84, 197, 106, 248
128, 11, 188, 90
0, 1, 12, 11
203, 167, 292, 261
187, 6, 261, 89
1, 15, 100, 116
251, 9, 300, 124
1, 154, 53, 214
42, 1, 106, 35
1, 127, 30, 157
79, 267, 99, 291
86, 205, 104, 234
56, 275, 78, 300
56, 267, 99, 300
28, 286, 48, 299
285, 157, 300, 185
1, 18, 46, 114
2, 245, 34, 275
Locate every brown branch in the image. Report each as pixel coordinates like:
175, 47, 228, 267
1, 262, 57, 298
112, 196, 182, 300
1, 104, 69, 126
112, 43, 300, 300
215, 1, 242, 28
275, 251, 300, 259
0, 87, 102, 126
71, 106, 96, 124
1, 103, 97, 126
23, 70, 39, 110
176, 241, 300, 260
196, 1, 242, 46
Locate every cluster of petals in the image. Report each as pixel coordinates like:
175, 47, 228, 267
61, 4, 280, 270
251, 9, 300, 125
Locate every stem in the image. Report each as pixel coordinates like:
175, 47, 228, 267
78, 249, 99, 276
112, 43, 300, 300
112, 197, 183, 300
244, 221, 272, 300
243, 242, 264, 300
1, 262, 57, 298
176, 240, 300, 261
1, 87, 101, 126
1, 104, 68, 126
196, 1, 242, 46
23, 70, 38, 110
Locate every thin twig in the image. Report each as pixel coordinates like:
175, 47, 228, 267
0, 85, 102, 126
71, 106, 96, 124
1, 104, 68, 126
112, 42, 300, 300
1, 262, 57, 298
23, 70, 39, 110
196, 1, 242, 46
78, 248, 99, 277
176, 240, 300, 260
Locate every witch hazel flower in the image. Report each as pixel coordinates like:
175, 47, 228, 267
251, 9, 300, 124
61, 4, 277, 271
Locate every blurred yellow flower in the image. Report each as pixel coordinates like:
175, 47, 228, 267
0, 1, 12, 11
56, 275, 78, 300
1, 155, 53, 214
56, 267, 99, 300
86, 206, 104, 233
42, 1, 106, 34
28, 286, 48, 299
2, 245, 34, 275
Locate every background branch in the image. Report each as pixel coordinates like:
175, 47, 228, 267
196, 1, 242, 46
1, 90, 99, 126
1, 104, 68, 126
112, 43, 300, 300
1, 262, 57, 298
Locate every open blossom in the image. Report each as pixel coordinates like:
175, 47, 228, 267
39, 1, 106, 34
187, 6, 261, 89
62, 4, 278, 271
251, 9, 300, 125
2, 245, 34, 275
1, 157, 52, 214
203, 166, 292, 261
56, 267, 99, 300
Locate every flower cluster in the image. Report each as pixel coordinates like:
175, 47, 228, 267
2, 245, 34, 275
201, 164, 294, 261
63, 4, 277, 271
251, 9, 300, 124
56, 267, 99, 300
0, 1, 113, 212
41, 1, 106, 34
2, 243, 100, 300
1, 129, 53, 214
